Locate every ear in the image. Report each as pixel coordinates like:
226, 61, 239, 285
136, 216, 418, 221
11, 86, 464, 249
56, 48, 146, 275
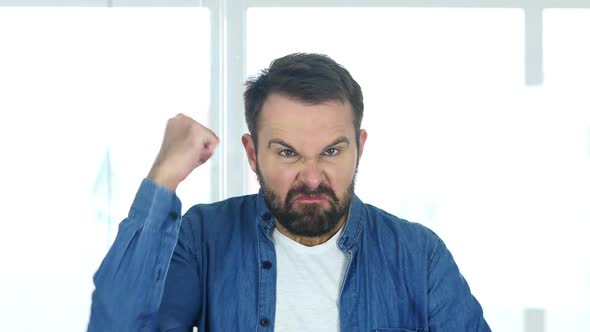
357, 129, 368, 160
241, 134, 257, 173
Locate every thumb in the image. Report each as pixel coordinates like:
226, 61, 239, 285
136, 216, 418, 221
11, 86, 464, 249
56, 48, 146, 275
198, 143, 216, 163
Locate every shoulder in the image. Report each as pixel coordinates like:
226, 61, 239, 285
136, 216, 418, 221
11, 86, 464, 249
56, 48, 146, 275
180, 194, 259, 236
361, 202, 442, 256
185, 194, 258, 218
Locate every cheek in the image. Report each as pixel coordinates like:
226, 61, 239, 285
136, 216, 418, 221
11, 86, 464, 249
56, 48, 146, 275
331, 169, 354, 189
325, 159, 357, 192
259, 158, 299, 193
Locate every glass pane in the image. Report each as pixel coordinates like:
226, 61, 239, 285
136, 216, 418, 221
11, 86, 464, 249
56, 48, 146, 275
540, 9, 590, 331
245, 7, 589, 332
0, 8, 210, 332
544, 9, 590, 87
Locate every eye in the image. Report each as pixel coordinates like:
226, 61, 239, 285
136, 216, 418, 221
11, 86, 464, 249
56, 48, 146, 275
323, 147, 339, 156
279, 149, 297, 158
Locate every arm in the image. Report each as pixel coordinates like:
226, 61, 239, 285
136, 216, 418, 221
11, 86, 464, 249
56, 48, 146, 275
87, 113, 218, 332
427, 238, 491, 331
88, 179, 183, 332
157, 205, 203, 331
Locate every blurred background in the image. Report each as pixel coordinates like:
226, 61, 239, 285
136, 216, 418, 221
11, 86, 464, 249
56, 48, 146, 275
0, 1, 588, 331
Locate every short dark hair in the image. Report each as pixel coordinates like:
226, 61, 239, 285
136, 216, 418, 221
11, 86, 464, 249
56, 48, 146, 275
244, 53, 364, 149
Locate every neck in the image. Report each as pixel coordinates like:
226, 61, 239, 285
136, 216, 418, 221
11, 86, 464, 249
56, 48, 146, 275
274, 214, 347, 247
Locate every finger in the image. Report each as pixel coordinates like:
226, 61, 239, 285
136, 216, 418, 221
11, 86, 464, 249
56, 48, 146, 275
198, 148, 214, 163
201, 130, 219, 148
202, 139, 219, 154
201, 125, 219, 142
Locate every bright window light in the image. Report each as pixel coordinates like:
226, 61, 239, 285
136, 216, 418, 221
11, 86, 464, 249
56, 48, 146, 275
0, 8, 210, 332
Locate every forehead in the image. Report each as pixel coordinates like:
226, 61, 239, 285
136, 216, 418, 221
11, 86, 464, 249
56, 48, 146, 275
258, 93, 355, 145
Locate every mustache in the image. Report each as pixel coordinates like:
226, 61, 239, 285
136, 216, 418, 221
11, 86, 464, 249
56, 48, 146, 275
285, 183, 338, 207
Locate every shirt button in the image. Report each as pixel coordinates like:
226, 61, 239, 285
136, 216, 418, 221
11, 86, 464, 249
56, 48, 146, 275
261, 212, 272, 221
262, 261, 272, 269
260, 318, 270, 327
168, 211, 179, 220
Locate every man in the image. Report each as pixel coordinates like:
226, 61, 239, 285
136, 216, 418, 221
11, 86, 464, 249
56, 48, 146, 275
88, 53, 491, 331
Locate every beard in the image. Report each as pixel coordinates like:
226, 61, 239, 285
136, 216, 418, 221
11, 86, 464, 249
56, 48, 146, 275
256, 166, 356, 238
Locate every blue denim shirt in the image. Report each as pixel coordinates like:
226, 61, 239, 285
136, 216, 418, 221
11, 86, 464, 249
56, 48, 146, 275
88, 179, 491, 332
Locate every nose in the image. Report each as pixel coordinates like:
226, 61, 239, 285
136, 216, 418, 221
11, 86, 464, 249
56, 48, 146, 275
298, 159, 325, 190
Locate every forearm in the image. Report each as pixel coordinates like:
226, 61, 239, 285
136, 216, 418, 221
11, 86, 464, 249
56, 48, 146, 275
88, 178, 183, 332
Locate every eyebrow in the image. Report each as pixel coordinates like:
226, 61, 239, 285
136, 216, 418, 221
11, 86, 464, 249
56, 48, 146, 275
268, 139, 296, 151
322, 136, 350, 150
267, 136, 350, 151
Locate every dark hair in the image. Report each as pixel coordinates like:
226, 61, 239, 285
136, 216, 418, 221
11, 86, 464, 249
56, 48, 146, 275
244, 53, 364, 149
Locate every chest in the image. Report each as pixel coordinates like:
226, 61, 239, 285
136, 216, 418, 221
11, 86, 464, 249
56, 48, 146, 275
202, 236, 428, 332
273, 235, 348, 332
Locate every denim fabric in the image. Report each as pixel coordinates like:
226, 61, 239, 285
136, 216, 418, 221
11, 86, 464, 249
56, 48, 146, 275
88, 178, 491, 332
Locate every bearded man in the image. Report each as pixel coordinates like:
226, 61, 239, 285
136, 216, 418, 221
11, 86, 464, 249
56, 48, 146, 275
88, 53, 491, 332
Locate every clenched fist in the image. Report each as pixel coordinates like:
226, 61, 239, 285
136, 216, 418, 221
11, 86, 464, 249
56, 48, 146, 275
147, 113, 219, 191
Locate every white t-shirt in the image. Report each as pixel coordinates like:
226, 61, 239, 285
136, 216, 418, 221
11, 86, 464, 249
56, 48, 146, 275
272, 227, 348, 332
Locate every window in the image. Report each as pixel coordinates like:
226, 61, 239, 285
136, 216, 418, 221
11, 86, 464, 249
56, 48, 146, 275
0, 8, 210, 331
247, 6, 590, 331
1, 3, 589, 332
